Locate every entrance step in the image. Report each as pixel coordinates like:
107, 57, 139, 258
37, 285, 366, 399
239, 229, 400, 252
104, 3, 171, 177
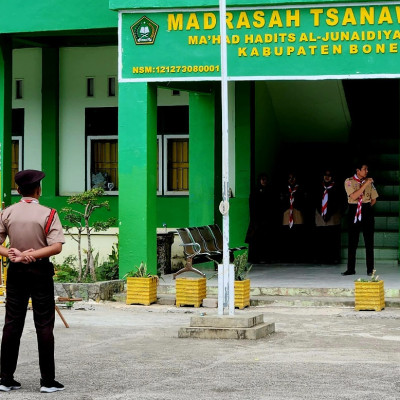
374, 153, 400, 169
374, 170, 399, 183
375, 185, 399, 200
341, 232, 399, 248
373, 200, 399, 215
341, 247, 398, 261
250, 295, 400, 308
375, 216, 398, 231
367, 139, 399, 153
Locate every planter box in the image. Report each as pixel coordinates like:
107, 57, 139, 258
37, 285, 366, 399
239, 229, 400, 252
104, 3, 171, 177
126, 277, 158, 305
54, 280, 125, 302
354, 281, 385, 311
235, 279, 250, 309
176, 277, 206, 307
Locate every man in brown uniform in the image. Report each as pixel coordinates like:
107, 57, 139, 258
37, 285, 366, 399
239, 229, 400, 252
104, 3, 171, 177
0, 170, 65, 393
341, 163, 378, 276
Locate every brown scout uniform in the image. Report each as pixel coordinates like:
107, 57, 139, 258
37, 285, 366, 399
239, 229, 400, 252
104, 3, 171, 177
0, 198, 65, 250
344, 176, 378, 275
344, 177, 379, 204
0, 196, 64, 386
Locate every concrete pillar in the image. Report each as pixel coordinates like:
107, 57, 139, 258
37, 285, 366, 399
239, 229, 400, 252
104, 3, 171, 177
118, 81, 157, 277
189, 92, 215, 226
230, 81, 251, 247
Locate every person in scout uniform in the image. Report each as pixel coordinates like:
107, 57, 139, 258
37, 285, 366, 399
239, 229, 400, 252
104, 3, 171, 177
0, 170, 65, 393
341, 163, 378, 276
245, 173, 279, 264
279, 172, 307, 263
313, 169, 345, 264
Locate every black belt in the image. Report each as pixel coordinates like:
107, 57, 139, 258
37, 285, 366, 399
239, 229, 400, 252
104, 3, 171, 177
36, 258, 50, 263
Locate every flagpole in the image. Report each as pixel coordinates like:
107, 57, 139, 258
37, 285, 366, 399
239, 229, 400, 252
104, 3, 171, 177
218, 0, 234, 316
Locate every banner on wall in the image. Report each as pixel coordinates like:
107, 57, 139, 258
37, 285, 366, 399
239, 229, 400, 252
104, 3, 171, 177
121, 3, 400, 80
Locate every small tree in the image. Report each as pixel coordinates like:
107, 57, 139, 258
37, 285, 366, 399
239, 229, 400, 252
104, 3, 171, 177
61, 188, 116, 282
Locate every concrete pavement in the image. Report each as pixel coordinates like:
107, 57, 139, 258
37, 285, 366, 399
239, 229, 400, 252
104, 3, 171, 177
1, 301, 400, 399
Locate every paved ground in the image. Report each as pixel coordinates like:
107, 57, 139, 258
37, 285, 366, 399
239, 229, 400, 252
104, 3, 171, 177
2, 301, 400, 400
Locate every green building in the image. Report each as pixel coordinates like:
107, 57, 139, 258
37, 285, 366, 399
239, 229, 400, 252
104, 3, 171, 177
0, 1, 399, 276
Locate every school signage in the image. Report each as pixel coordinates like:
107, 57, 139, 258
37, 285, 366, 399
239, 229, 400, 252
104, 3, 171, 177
120, 4, 400, 80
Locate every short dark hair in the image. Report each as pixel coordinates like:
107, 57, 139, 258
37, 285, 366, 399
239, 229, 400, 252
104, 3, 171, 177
18, 182, 40, 197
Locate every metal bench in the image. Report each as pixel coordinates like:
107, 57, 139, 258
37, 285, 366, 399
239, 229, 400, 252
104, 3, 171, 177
173, 225, 247, 279
174, 227, 222, 279
207, 224, 248, 261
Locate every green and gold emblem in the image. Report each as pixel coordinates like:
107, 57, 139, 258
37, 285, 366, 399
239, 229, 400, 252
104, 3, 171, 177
131, 16, 159, 45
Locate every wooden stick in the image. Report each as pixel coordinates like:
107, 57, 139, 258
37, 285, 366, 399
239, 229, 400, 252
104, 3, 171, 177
55, 305, 69, 328
57, 297, 83, 302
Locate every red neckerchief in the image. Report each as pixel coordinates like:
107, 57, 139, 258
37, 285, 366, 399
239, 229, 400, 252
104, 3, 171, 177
321, 182, 334, 220
288, 185, 298, 229
352, 174, 364, 223
20, 198, 39, 204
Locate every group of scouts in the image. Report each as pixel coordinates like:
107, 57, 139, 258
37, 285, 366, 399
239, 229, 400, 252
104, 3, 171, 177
246, 162, 378, 276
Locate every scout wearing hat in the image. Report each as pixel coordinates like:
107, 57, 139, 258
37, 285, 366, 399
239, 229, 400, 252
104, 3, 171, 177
0, 170, 65, 393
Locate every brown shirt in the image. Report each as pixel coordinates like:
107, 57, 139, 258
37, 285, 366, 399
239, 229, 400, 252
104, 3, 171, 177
0, 198, 65, 251
344, 177, 379, 205
282, 209, 304, 225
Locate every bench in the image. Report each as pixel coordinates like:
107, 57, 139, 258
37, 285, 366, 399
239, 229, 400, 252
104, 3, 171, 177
173, 225, 247, 279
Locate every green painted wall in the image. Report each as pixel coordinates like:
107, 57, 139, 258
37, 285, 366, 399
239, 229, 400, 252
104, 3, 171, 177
157, 197, 188, 228
0, 1, 117, 33
118, 82, 157, 277
189, 92, 215, 227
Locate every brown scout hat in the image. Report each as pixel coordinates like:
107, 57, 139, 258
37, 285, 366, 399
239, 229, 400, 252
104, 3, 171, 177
15, 169, 45, 187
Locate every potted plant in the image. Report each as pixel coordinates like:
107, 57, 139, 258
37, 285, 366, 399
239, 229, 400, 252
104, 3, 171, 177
125, 262, 159, 306
354, 270, 385, 311
234, 252, 252, 309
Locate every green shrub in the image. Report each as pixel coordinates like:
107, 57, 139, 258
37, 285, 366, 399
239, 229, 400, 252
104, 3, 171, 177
96, 244, 119, 281
234, 252, 252, 281
53, 256, 79, 282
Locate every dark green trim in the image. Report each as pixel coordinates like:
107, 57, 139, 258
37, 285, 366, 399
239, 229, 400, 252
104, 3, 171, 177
42, 48, 59, 197
0, 36, 12, 206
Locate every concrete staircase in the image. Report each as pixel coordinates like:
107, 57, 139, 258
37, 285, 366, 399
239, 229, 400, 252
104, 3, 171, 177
341, 140, 399, 266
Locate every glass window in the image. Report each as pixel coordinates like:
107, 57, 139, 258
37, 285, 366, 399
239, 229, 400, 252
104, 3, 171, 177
87, 136, 118, 193
11, 136, 22, 192
163, 135, 189, 195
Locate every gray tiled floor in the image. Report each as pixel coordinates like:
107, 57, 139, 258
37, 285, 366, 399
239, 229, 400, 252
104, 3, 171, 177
161, 262, 400, 289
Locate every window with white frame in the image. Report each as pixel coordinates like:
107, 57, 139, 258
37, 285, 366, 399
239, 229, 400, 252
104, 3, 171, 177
11, 136, 22, 192
158, 135, 189, 196
87, 135, 118, 193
